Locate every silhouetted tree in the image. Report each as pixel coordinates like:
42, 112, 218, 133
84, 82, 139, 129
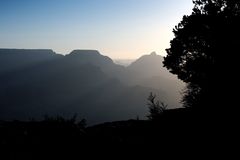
163, 0, 240, 108
147, 92, 167, 120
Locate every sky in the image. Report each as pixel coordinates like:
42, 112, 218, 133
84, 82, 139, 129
0, 0, 193, 59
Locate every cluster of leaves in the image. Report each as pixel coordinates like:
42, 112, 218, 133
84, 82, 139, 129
163, 0, 240, 108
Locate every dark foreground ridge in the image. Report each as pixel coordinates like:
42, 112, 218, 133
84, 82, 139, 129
1, 107, 232, 158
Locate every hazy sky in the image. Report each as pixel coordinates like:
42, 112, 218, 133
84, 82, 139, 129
0, 0, 193, 59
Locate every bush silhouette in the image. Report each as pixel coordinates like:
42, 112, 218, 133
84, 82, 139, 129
146, 92, 167, 120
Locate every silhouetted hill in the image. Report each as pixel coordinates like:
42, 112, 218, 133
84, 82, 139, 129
66, 50, 113, 66
0, 49, 184, 124
126, 52, 185, 106
66, 50, 129, 81
128, 52, 170, 78
0, 49, 62, 74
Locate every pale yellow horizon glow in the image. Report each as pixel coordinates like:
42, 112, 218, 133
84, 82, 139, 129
51, 26, 174, 59
0, 0, 193, 60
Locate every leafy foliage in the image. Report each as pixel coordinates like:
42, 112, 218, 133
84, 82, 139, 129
163, 0, 240, 108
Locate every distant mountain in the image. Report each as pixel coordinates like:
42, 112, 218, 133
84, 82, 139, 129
65, 50, 127, 80
66, 50, 113, 66
0, 49, 185, 124
0, 49, 62, 74
125, 52, 185, 106
127, 52, 176, 79
113, 59, 135, 66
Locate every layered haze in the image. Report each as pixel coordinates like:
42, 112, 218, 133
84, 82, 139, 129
0, 49, 184, 124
